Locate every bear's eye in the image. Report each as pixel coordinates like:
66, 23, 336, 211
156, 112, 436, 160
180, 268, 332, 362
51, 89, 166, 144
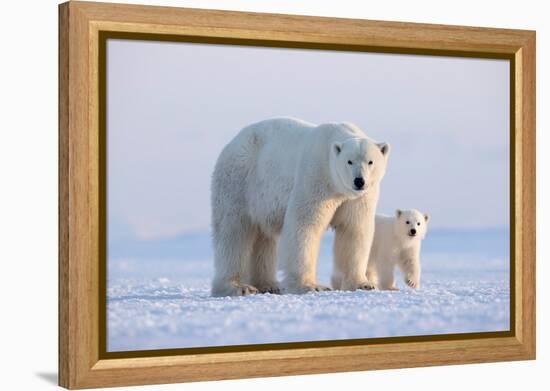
368, 160, 373, 165
347, 160, 353, 165
406, 221, 410, 225
417, 222, 421, 226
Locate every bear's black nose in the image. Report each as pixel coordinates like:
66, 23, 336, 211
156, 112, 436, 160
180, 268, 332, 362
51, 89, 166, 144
354, 177, 365, 189
410, 228, 417, 235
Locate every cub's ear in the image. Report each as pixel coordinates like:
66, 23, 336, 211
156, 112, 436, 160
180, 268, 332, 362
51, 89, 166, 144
333, 142, 342, 155
396, 209, 402, 218
378, 142, 390, 157
424, 214, 430, 223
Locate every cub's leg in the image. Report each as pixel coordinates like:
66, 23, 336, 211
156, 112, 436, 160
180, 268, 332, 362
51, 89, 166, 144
248, 232, 281, 294
398, 257, 421, 289
375, 260, 398, 290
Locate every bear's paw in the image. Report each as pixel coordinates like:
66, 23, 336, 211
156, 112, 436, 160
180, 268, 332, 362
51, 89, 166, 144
285, 283, 332, 295
341, 280, 376, 291
212, 283, 259, 297
256, 283, 282, 295
406, 279, 420, 289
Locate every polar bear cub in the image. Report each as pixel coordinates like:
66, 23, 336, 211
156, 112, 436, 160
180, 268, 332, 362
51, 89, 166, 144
366, 209, 429, 290
211, 117, 390, 296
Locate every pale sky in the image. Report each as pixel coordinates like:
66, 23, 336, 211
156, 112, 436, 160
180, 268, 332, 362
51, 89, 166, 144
107, 39, 509, 240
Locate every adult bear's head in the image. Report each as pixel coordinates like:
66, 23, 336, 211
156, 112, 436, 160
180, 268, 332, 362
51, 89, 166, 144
330, 137, 390, 197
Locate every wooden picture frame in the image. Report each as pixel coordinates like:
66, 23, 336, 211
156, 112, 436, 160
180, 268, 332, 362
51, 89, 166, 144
59, 1, 536, 389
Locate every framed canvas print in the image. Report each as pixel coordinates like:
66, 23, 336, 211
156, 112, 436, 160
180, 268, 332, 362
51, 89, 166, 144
58, 1, 536, 389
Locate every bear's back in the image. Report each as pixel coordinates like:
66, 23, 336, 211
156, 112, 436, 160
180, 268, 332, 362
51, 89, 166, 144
240, 118, 316, 234
248, 117, 315, 151
213, 118, 370, 237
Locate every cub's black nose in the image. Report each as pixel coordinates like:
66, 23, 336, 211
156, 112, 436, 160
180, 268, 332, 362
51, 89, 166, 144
410, 228, 417, 235
354, 177, 365, 189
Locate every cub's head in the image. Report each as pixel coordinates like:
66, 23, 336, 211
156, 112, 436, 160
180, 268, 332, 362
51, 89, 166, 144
330, 138, 390, 197
394, 209, 430, 241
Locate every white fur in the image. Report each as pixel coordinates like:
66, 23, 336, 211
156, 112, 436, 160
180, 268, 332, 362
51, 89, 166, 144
366, 209, 430, 290
211, 117, 390, 296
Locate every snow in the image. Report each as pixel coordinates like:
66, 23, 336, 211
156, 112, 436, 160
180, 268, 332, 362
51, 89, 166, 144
107, 229, 510, 352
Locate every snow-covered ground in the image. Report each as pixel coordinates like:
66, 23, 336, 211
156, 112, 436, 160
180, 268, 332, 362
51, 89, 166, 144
107, 229, 510, 352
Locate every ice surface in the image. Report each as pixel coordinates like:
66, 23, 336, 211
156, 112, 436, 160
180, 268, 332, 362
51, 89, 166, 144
107, 229, 510, 352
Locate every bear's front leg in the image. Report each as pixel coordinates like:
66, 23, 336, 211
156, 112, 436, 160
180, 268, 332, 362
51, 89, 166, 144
279, 222, 331, 294
331, 198, 376, 291
332, 225, 375, 291
279, 199, 337, 294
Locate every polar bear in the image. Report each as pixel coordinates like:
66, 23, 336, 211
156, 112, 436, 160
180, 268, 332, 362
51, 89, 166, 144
211, 117, 390, 296
366, 209, 429, 290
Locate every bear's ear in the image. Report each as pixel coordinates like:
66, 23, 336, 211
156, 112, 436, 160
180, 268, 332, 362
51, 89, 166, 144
424, 214, 430, 223
378, 142, 390, 157
333, 142, 342, 155
396, 209, 402, 218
